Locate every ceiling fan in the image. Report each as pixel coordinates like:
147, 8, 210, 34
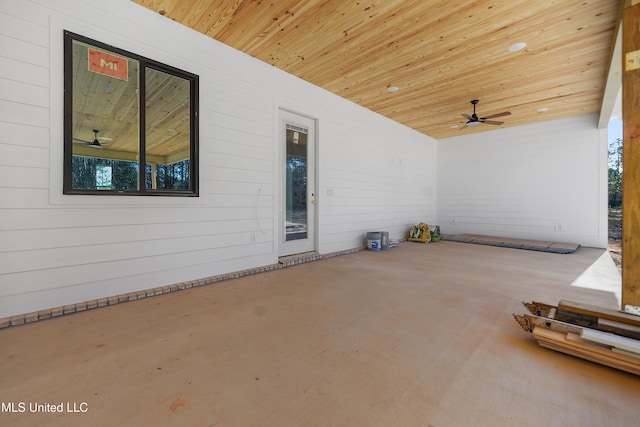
72, 129, 112, 148
461, 100, 511, 128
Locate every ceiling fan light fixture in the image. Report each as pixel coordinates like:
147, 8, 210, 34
89, 129, 104, 148
387, 86, 399, 93
460, 99, 510, 129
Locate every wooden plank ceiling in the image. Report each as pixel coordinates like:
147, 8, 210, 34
132, 0, 620, 139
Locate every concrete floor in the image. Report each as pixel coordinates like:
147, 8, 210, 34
1, 241, 638, 426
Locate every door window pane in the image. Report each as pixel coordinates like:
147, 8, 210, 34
285, 126, 308, 241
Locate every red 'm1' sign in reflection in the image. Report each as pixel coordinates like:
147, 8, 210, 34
88, 48, 128, 81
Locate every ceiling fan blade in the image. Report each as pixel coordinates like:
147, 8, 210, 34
72, 138, 104, 148
461, 114, 472, 120
483, 120, 504, 126
482, 111, 511, 120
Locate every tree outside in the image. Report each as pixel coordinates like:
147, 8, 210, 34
71, 156, 190, 191
608, 136, 623, 209
608, 134, 622, 269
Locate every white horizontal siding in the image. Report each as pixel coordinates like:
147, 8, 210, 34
438, 114, 607, 247
0, 0, 437, 318
0, 33, 48, 67
0, 230, 274, 278
210, 110, 273, 139
0, 56, 48, 87
0, 219, 271, 252
209, 82, 274, 116
1, 240, 274, 309
0, 122, 49, 149
1, 205, 272, 230
2, 244, 274, 317
0, 100, 48, 128
0, 144, 49, 168
0, 77, 48, 107
0, 165, 49, 189
315, 101, 437, 249
1, 0, 607, 319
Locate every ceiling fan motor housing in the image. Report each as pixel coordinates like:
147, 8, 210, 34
462, 99, 510, 127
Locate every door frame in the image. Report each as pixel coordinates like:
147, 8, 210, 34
277, 108, 318, 257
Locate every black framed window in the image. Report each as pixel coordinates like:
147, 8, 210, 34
64, 31, 199, 196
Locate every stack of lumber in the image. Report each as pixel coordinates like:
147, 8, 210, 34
513, 300, 640, 376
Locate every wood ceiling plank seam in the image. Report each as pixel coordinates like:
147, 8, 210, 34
225, 11, 298, 51
236, 2, 328, 65
201, 0, 604, 94
382, 91, 601, 119
127, 0, 622, 139
346, 82, 603, 123
336, 40, 613, 116
160, 0, 201, 23
341, 26, 612, 88
403, 93, 599, 123
135, 0, 180, 17
249, 5, 394, 72
426, 115, 597, 137
193, 0, 245, 36
400, 93, 598, 123
178, 0, 230, 30
317, 15, 616, 93
311, 42, 613, 105
373, 47, 612, 105
201, 0, 309, 50
262, 1, 438, 78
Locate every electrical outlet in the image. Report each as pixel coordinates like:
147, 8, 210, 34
250, 232, 256, 242
555, 223, 566, 232
450, 217, 456, 224
624, 304, 640, 316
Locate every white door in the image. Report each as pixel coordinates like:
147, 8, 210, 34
279, 109, 316, 256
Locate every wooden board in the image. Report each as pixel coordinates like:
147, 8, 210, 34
622, 3, 640, 310
523, 300, 640, 339
517, 299, 640, 375
532, 327, 640, 376
558, 300, 640, 328
581, 328, 640, 355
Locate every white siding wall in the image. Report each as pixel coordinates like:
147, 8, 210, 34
437, 114, 608, 248
0, 0, 437, 318
316, 107, 437, 253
